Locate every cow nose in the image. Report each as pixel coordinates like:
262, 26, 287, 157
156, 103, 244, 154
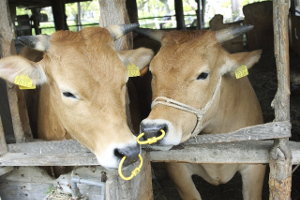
140, 122, 167, 140
115, 145, 140, 166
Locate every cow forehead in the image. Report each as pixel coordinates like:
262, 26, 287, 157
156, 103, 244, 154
42, 27, 127, 89
151, 30, 220, 74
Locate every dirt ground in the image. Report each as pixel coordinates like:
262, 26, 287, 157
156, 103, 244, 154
149, 48, 300, 200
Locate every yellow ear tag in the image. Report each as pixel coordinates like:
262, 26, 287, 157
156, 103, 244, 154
127, 63, 140, 77
14, 75, 36, 90
234, 65, 249, 79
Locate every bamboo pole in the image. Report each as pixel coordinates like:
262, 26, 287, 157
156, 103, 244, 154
269, 1, 292, 199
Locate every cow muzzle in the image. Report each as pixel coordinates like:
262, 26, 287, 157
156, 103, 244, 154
115, 145, 140, 166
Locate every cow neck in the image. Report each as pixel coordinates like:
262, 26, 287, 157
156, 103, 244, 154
151, 76, 222, 139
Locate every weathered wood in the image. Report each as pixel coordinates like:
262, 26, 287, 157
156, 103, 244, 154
269, 1, 292, 200
0, 166, 13, 176
174, 0, 186, 30
98, 0, 131, 51
2, 140, 300, 166
0, 0, 32, 143
7, 122, 290, 155
0, 116, 7, 155
51, 0, 69, 30
209, 14, 244, 53
107, 152, 153, 200
185, 121, 290, 145
243, 1, 273, 50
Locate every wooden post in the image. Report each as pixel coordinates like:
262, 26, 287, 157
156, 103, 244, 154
174, 0, 186, 30
98, 1, 153, 199
31, 8, 41, 35
51, 0, 69, 30
126, 0, 138, 23
269, 1, 292, 199
98, 0, 131, 51
0, 116, 7, 155
0, 0, 32, 143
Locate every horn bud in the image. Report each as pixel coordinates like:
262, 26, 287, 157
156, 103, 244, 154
17, 35, 51, 52
134, 28, 166, 42
215, 24, 254, 44
106, 23, 139, 40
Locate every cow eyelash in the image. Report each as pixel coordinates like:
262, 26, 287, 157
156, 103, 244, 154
196, 72, 209, 80
62, 92, 77, 99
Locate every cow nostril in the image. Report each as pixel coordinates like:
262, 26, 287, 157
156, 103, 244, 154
115, 146, 140, 166
141, 122, 168, 140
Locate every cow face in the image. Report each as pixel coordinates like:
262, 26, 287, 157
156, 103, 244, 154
139, 27, 261, 149
0, 25, 154, 169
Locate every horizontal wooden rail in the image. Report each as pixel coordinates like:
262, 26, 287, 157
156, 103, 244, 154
185, 121, 290, 144
1, 140, 300, 166
0, 120, 298, 166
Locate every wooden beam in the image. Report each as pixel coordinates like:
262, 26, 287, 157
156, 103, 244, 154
184, 121, 290, 145
51, 0, 68, 30
1, 140, 300, 166
98, 0, 131, 51
0, 0, 32, 143
269, 1, 292, 200
174, 0, 186, 30
0, 116, 7, 155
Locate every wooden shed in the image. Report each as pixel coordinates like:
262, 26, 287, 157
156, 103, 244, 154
0, 0, 298, 199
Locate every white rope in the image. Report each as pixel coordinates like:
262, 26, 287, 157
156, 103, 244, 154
151, 77, 222, 138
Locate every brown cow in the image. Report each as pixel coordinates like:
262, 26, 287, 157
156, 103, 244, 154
0, 24, 154, 169
136, 26, 266, 200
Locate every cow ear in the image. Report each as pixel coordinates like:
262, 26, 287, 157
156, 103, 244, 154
0, 56, 47, 85
118, 47, 154, 72
220, 50, 262, 75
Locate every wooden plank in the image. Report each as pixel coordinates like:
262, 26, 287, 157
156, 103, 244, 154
98, 0, 131, 51
1, 140, 300, 166
0, 166, 13, 176
269, 1, 292, 200
6, 122, 290, 155
174, 0, 186, 30
0, 0, 32, 143
185, 121, 291, 145
0, 116, 7, 155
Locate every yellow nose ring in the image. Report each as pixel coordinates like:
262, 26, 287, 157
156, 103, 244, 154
136, 129, 165, 145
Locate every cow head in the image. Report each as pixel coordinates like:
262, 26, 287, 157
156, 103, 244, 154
137, 26, 261, 150
0, 24, 154, 168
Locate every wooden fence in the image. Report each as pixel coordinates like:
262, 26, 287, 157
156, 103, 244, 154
0, 0, 297, 199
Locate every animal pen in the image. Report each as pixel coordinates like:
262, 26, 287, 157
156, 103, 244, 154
0, 0, 299, 199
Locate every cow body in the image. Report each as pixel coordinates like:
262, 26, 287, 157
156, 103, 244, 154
0, 25, 154, 170
138, 27, 266, 199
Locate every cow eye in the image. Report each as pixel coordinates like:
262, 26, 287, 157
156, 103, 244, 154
62, 92, 77, 99
197, 72, 209, 80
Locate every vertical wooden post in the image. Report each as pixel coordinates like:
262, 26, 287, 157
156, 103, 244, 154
174, 0, 186, 30
52, 0, 69, 31
98, 0, 131, 51
0, 0, 32, 143
98, 1, 153, 199
269, 1, 292, 199
31, 8, 41, 35
0, 116, 7, 155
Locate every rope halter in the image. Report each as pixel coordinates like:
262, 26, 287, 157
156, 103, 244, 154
151, 77, 222, 138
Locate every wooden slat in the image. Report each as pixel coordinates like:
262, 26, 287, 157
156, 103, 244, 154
269, 1, 292, 199
98, 0, 131, 51
0, 0, 32, 143
7, 122, 290, 154
184, 121, 290, 145
0, 116, 7, 155
1, 140, 300, 166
